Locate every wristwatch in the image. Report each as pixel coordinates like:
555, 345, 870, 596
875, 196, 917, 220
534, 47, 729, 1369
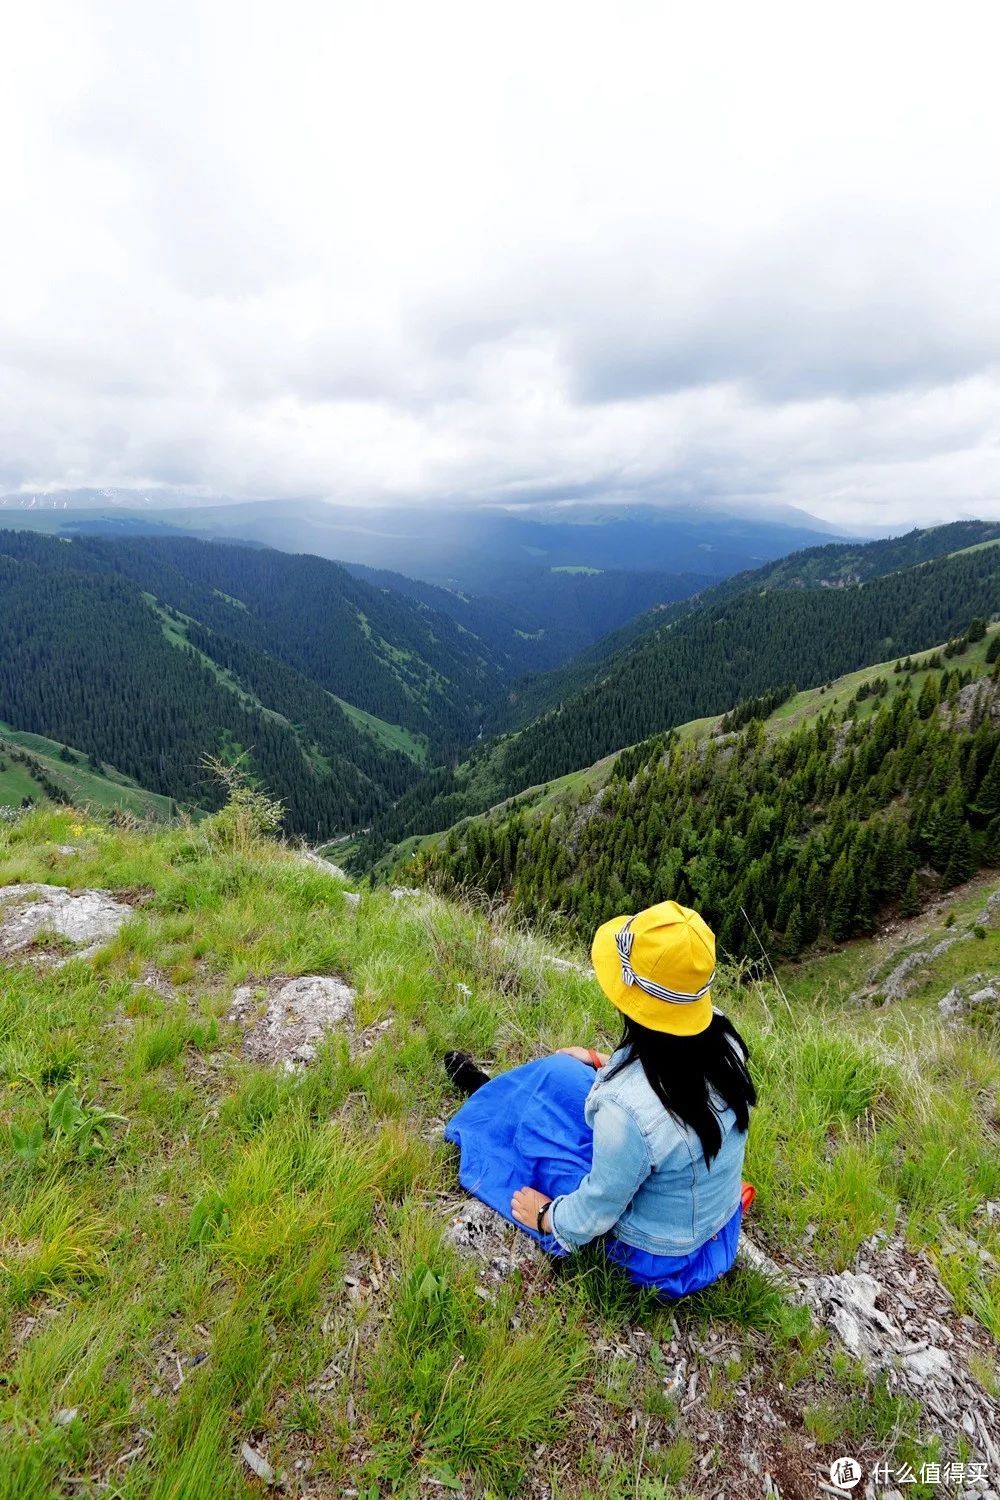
537, 1199, 553, 1235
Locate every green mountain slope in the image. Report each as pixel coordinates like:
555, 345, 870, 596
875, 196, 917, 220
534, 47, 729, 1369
0, 725, 176, 820
363, 535, 1000, 855
0, 540, 420, 839
414, 620, 1000, 960
387, 624, 1000, 864
499, 519, 1000, 731
1, 803, 997, 1493
0, 533, 504, 752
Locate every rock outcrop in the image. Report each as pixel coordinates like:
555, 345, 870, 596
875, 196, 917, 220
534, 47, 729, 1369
0, 883, 131, 959
228, 974, 355, 1069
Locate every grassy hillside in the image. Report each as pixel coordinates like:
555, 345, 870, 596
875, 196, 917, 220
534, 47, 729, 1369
0, 726, 175, 820
328, 697, 427, 765
391, 624, 1000, 877
413, 616, 1000, 968
0, 804, 998, 1496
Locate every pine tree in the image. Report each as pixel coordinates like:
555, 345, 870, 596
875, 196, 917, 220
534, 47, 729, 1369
974, 744, 1000, 820
784, 901, 804, 957
899, 871, 921, 917
943, 823, 975, 889
917, 675, 941, 721
827, 852, 856, 941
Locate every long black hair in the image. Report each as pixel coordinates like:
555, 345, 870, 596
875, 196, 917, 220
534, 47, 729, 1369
606, 1012, 756, 1166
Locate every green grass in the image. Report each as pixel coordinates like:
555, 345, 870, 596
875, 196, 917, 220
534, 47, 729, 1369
328, 695, 427, 764
950, 537, 1000, 558
0, 758, 43, 807
766, 621, 1000, 734
0, 726, 175, 820
1, 805, 998, 1494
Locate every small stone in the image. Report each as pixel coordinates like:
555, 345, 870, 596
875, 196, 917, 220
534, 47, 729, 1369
902, 1346, 951, 1383
240, 1442, 275, 1484
296, 850, 347, 880
54, 1407, 78, 1426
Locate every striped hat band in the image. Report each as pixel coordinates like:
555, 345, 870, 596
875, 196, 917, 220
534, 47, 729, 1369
615, 916, 715, 1005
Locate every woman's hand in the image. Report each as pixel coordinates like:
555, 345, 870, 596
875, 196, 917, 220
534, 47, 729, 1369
556, 1046, 609, 1067
511, 1186, 551, 1233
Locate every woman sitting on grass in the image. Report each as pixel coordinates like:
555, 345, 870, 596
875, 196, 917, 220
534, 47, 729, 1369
444, 900, 756, 1297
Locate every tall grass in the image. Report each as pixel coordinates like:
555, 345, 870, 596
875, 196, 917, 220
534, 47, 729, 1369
0, 805, 998, 1494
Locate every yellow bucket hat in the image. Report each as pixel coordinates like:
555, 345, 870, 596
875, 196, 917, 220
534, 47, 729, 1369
591, 900, 716, 1036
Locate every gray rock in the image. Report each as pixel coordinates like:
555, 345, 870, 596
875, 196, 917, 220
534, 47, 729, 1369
240, 1442, 275, 1484
229, 974, 355, 1068
939, 985, 965, 1016
938, 975, 999, 1017
0, 883, 131, 958
902, 1345, 952, 1383
296, 849, 347, 880
443, 1197, 540, 1282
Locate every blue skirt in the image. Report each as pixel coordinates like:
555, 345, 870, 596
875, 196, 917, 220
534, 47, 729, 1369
444, 1054, 744, 1299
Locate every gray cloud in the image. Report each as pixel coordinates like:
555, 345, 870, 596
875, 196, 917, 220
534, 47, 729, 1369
1, 0, 1000, 530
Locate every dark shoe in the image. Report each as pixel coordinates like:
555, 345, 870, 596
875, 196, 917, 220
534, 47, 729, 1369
444, 1050, 490, 1096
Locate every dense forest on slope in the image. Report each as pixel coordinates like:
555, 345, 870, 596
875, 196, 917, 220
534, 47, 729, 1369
496, 521, 1000, 731
0, 546, 418, 838
0, 533, 505, 750
342, 561, 712, 672
360, 542, 1000, 858
417, 637, 1000, 959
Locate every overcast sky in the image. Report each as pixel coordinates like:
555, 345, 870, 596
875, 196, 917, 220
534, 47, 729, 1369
3, 1, 999, 528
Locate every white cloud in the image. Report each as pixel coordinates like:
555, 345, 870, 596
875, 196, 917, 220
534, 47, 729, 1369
2, 0, 999, 528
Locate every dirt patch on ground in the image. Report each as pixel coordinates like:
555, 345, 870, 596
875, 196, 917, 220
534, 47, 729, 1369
228, 974, 355, 1069
0, 883, 132, 960
443, 1196, 1000, 1497
442, 1196, 544, 1285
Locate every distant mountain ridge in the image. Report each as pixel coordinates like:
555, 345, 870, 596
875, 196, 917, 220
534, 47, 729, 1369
341, 560, 713, 673
0, 495, 849, 593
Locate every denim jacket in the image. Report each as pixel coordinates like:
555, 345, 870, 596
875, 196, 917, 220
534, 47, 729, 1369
548, 1044, 748, 1256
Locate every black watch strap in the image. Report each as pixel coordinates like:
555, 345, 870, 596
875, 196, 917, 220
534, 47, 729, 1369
537, 1199, 553, 1234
